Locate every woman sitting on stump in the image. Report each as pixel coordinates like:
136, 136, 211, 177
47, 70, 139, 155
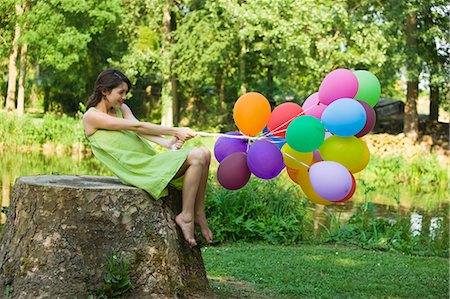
83, 68, 212, 247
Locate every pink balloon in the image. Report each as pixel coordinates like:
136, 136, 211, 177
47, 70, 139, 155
302, 92, 328, 119
318, 69, 359, 105
355, 100, 377, 137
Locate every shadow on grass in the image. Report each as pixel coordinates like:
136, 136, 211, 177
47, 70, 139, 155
208, 275, 275, 299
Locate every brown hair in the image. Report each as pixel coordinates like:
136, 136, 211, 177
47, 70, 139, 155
86, 68, 131, 110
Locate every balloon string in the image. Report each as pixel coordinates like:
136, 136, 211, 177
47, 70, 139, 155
259, 103, 319, 138
195, 131, 310, 169
195, 132, 258, 140
281, 152, 310, 169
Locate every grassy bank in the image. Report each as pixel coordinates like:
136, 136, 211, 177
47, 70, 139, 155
203, 243, 449, 298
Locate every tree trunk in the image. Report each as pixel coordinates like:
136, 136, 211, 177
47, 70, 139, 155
404, 81, 419, 140
404, 12, 419, 141
43, 86, 50, 112
17, 42, 27, 117
5, 4, 23, 112
429, 84, 439, 121
1, 174, 10, 224
239, 40, 247, 95
161, 0, 176, 127
172, 74, 179, 126
219, 73, 226, 112
0, 175, 212, 298
267, 65, 275, 108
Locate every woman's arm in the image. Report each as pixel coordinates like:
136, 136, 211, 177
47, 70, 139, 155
84, 108, 175, 136
119, 104, 195, 142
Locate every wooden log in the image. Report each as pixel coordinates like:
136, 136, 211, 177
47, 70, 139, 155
0, 175, 212, 298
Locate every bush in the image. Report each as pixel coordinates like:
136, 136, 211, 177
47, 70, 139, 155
205, 177, 312, 245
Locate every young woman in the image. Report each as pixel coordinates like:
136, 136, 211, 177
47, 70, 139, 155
83, 68, 212, 247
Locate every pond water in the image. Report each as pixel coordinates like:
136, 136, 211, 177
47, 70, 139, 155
0, 151, 448, 238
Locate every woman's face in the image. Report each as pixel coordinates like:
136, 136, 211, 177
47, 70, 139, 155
104, 82, 128, 109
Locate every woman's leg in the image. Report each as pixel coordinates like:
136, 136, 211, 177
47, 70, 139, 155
173, 148, 206, 247
193, 147, 213, 243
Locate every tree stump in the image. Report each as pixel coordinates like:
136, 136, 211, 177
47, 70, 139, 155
0, 175, 213, 299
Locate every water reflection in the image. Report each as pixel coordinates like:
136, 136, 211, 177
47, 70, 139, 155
0, 151, 112, 223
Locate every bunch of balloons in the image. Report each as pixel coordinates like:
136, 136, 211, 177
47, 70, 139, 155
214, 68, 379, 205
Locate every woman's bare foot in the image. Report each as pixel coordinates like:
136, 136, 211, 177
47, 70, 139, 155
195, 214, 213, 244
175, 214, 197, 247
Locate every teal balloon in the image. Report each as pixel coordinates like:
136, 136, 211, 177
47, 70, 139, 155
354, 70, 381, 107
286, 116, 325, 152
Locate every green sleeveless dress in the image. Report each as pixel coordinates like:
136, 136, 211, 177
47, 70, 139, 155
87, 109, 189, 199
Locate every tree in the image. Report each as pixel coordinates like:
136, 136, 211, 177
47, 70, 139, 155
161, 0, 178, 126
5, 2, 24, 112
419, 1, 449, 121
24, 0, 127, 113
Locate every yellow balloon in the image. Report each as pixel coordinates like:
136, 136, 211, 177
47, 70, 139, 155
233, 92, 271, 136
319, 136, 370, 173
296, 167, 333, 206
281, 144, 313, 170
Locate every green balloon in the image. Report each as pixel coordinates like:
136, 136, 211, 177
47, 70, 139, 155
354, 70, 381, 107
286, 116, 325, 152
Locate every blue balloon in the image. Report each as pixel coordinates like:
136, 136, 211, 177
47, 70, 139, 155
262, 126, 286, 149
321, 98, 366, 136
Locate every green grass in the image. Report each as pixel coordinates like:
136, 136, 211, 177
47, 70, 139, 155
203, 243, 449, 298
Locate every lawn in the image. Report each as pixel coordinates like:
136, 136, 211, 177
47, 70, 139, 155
202, 243, 448, 298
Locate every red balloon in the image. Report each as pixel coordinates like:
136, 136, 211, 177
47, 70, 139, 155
217, 152, 251, 190
355, 100, 376, 137
336, 173, 356, 202
267, 103, 303, 138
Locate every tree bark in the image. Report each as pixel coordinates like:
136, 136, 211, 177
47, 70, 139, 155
161, 0, 177, 127
267, 65, 275, 108
5, 4, 23, 112
404, 81, 419, 140
239, 40, 247, 95
404, 12, 419, 141
17, 42, 27, 117
429, 83, 439, 121
0, 175, 212, 298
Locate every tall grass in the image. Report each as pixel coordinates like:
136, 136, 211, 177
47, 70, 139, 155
0, 112, 88, 150
325, 202, 449, 257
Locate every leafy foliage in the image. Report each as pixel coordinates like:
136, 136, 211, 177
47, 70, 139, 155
98, 252, 132, 298
205, 178, 313, 245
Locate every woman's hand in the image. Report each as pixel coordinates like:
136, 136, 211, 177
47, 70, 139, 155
174, 127, 196, 141
167, 137, 184, 150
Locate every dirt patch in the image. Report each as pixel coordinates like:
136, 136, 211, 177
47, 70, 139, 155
374, 117, 449, 150
208, 276, 275, 299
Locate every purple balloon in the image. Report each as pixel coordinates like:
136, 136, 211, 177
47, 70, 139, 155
214, 132, 248, 163
247, 140, 285, 179
217, 152, 251, 190
355, 101, 376, 137
309, 161, 352, 201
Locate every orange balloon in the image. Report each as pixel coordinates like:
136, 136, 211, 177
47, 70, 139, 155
286, 167, 300, 184
233, 92, 271, 136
